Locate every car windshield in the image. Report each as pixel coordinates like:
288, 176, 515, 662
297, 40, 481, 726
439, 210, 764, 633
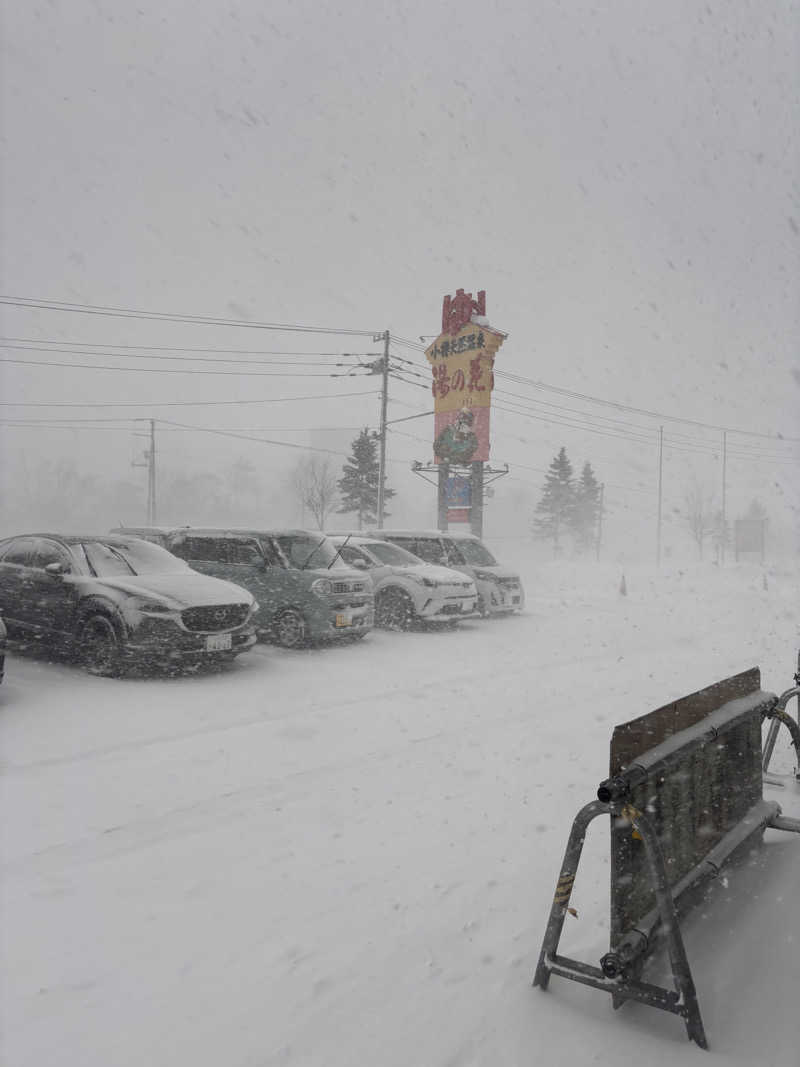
83, 540, 189, 577
454, 540, 498, 566
367, 542, 423, 567
275, 534, 341, 569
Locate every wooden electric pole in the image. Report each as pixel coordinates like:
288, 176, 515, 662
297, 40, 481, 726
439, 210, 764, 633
376, 330, 390, 528
147, 419, 157, 524
656, 425, 663, 567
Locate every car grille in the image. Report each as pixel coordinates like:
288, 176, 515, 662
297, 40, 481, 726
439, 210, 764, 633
182, 604, 250, 632
440, 603, 464, 615
331, 580, 367, 594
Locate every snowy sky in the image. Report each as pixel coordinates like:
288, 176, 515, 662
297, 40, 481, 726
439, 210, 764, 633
1, 0, 798, 546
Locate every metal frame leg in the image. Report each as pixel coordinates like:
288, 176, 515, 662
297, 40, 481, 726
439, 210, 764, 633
533, 800, 607, 990
625, 806, 708, 1049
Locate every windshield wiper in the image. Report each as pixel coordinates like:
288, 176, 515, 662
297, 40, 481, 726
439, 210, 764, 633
327, 534, 352, 570
299, 536, 327, 570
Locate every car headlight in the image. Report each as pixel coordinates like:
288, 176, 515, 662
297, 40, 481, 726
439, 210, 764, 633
472, 570, 498, 582
129, 598, 173, 615
311, 578, 333, 598
407, 573, 437, 587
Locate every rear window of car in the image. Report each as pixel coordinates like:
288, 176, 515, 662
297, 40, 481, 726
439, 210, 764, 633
367, 542, 420, 566
275, 534, 341, 570
0, 538, 36, 565
337, 545, 375, 568
173, 536, 262, 565
447, 539, 496, 566
82, 540, 189, 576
32, 540, 74, 571
400, 538, 444, 565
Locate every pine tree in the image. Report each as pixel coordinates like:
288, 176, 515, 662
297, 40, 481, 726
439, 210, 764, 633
337, 429, 394, 529
532, 447, 575, 555
572, 461, 602, 553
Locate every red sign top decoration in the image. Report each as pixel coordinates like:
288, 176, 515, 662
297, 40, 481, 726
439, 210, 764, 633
441, 288, 486, 336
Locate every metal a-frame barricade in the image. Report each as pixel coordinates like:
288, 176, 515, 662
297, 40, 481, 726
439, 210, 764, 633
533, 666, 800, 1050
762, 651, 800, 781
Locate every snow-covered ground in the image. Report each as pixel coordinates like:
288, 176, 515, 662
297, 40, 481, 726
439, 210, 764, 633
1, 558, 798, 1067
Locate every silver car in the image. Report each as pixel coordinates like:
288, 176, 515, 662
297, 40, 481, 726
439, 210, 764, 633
330, 536, 477, 629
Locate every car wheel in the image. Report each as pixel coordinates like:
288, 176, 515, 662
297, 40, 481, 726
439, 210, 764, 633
273, 608, 308, 649
376, 588, 415, 631
80, 613, 124, 677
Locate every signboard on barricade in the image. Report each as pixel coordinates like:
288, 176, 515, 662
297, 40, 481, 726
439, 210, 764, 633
608, 669, 764, 948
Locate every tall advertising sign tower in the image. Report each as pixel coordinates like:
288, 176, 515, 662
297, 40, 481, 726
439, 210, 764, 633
422, 290, 507, 536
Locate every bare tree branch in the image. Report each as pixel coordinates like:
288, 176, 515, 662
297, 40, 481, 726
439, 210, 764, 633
292, 456, 339, 530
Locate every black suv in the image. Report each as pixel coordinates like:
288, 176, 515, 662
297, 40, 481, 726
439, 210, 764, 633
0, 534, 257, 675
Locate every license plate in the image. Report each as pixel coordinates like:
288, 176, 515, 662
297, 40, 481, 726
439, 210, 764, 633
205, 633, 232, 652
335, 612, 353, 627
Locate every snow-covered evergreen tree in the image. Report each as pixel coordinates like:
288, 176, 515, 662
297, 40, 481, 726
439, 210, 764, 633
572, 461, 602, 553
337, 428, 393, 529
532, 447, 575, 555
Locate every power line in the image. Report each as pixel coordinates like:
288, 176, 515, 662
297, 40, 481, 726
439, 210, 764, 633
1, 337, 378, 357
492, 397, 798, 462
493, 391, 657, 443
388, 372, 429, 391
0, 342, 363, 368
0, 418, 367, 432
495, 368, 799, 442
0, 356, 353, 378
390, 335, 427, 353
386, 409, 434, 425
0, 388, 381, 409
0, 295, 380, 336
156, 418, 412, 469
391, 346, 799, 444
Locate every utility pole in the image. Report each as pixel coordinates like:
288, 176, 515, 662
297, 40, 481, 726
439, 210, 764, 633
376, 330, 390, 528
595, 482, 605, 562
132, 418, 157, 525
721, 429, 727, 566
147, 419, 157, 524
656, 425, 664, 567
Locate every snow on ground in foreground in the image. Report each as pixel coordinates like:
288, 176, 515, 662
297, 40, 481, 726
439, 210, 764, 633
1, 559, 799, 1067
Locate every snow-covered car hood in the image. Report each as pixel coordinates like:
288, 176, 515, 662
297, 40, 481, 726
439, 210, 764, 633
405, 563, 474, 585
467, 565, 521, 581
306, 566, 370, 585
86, 572, 254, 608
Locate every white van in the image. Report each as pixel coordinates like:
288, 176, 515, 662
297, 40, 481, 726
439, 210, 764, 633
359, 529, 524, 617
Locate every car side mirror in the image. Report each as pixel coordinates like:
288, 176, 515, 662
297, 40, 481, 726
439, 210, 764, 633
44, 561, 67, 578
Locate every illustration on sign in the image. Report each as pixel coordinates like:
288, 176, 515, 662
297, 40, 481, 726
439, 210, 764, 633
444, 473, 472, 509
434, 408, 479, 463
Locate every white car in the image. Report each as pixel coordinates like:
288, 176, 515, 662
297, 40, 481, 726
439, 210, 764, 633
366, 529, 525, 617
329, 536, 477, 630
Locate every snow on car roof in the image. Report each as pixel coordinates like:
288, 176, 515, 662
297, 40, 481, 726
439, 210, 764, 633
371, 528, 482, 541
328, 534, 384, 545
123, 526, 325, 540
110, 525, 186, 536
13, 532, 149, 546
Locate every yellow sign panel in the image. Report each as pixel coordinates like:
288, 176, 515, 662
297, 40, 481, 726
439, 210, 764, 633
425, 323, 505, 414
